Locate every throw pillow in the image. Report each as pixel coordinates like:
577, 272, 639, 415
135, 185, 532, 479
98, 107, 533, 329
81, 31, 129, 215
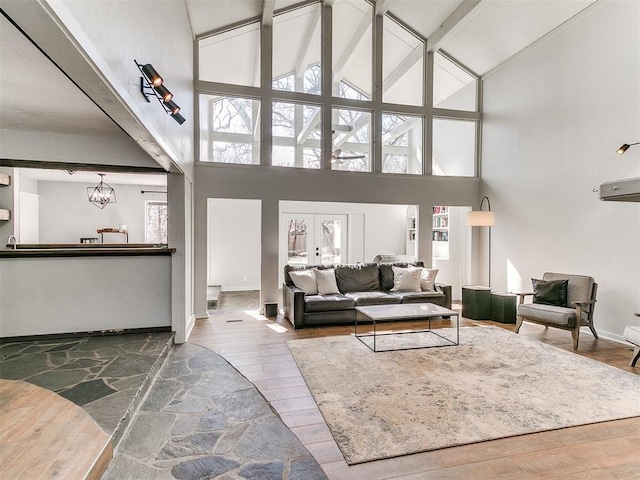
532, 278, 568, 307
314, 268, 340, 295
420, 268, 439, 291
391, 266, 421, 292
289, 269, 318, 295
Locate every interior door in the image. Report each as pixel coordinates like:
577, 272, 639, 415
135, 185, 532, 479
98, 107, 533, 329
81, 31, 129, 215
314, 214, 347, 265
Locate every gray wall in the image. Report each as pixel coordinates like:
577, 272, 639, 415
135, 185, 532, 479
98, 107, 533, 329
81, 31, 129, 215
482, 0, 640, 339
194, 163, 480, 316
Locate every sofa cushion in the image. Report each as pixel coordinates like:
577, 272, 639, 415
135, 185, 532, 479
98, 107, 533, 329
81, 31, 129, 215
391, 266, 421, 292
345, 291, 401, 306
305, 294, 355, 313
314, 268, 340, 295
532, 278, 568, 307
335, 263, 380, 292
391, 291, 445, 305
517, 303, 577, 327
379, 262, 423, 291
289, 269, 318, 295
419, 268, 439, 291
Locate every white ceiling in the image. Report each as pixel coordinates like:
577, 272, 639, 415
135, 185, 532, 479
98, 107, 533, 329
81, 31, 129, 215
0, 15, 123, 136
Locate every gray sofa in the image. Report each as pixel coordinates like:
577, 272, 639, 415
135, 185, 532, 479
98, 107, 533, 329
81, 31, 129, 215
283, 262, 452, 329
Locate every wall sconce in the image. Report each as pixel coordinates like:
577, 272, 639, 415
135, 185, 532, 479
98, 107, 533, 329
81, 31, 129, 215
467, 196, 496, 287
616, 142, 640, 155
87, 174, 117, 209
135, 60, 186, 125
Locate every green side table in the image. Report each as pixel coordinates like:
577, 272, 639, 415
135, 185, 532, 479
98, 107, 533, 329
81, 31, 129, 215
491, 292, 517, 324
462, 285, 492, 320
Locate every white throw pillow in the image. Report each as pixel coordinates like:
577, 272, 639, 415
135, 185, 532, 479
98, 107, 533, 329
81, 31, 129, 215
289, 269, 318, 295
391, 266, 422, 292
314, 268, 340, 295
420, 268, 439, 291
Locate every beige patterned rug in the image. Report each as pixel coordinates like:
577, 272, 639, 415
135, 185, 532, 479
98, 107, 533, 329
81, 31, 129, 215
287, 326, 640, 465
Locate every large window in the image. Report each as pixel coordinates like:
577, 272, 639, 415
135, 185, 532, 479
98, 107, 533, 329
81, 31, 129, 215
272, 101, 322, 168
199, 95, 261, 164
331, 108, 371, 172
196, 2, 480, 175
273, 4, 322, 95
382, 114, 423, 175
333, 0, 372, 100
199, 22, 260, 87
383, 17, 424, 106
432, 118, 476, 177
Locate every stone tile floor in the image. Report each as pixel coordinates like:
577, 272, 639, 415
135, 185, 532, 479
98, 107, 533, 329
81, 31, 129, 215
0, 317, 326, 479
103, 343, 326, 480
0, 332, 173, 438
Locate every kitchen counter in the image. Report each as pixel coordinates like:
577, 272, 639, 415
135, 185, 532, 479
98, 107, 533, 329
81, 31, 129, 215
0, 244, 175, 258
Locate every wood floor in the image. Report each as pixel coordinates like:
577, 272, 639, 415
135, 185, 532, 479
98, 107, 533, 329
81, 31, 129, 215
0, 379, 112, 480
190, 303, 640, 480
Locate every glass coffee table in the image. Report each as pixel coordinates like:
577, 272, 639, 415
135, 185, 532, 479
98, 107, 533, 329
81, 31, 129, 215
355, 303, 459, 352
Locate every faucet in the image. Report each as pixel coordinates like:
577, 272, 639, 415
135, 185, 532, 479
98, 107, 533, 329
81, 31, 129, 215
7, 234, 17, 249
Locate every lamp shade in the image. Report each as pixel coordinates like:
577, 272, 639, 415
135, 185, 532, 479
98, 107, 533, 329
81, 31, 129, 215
467, 210, 495, 227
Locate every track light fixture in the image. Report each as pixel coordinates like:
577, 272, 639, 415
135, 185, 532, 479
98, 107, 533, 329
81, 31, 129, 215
135, 59, 185, 125
616, 142, 640, 155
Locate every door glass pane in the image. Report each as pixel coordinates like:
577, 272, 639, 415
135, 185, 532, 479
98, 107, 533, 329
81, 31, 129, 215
320, 219, 342, 264
287, 218, 308, 265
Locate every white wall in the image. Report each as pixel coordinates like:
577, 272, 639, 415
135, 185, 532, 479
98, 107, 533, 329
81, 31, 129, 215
58, 0, 195, 179
0, 255, 171, 337
482, 0, 640, 339
36, 181, 166, 244
207, 199, 261, 291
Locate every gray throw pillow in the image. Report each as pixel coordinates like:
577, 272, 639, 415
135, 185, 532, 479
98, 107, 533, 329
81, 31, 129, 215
532, 278, 568, 307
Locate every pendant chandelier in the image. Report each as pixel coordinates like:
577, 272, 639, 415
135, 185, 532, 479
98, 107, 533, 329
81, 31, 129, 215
87, 174, 117, 209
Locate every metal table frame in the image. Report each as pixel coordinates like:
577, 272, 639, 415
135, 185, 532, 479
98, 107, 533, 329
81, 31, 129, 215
355, 304, 459, 352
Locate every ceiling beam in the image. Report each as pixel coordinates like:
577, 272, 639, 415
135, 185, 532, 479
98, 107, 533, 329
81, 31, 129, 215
262, 0, 275, 26
375, 0, 391, 17
426, 0, 483, 53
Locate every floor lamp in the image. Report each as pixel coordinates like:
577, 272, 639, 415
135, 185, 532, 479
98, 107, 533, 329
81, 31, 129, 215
467, 196, 496, 286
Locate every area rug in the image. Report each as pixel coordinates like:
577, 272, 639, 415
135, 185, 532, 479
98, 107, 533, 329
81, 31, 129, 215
287, 326, 640, 465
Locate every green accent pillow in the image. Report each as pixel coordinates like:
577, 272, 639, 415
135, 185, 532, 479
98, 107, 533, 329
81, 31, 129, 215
532, 278, 568, 307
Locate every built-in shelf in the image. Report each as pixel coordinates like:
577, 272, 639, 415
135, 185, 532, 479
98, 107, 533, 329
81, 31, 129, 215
0, 209, 10, 221
0, 173, 10, 187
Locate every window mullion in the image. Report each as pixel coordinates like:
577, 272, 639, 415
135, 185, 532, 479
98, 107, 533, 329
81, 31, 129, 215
321, 1, 333, 171
261, 21, 273, 166
372, 13, 383, 174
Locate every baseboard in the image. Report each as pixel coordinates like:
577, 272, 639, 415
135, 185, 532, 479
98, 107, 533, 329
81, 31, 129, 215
595, 330, 627, 344
185, 314, 196, 340
0, 326, 172, 344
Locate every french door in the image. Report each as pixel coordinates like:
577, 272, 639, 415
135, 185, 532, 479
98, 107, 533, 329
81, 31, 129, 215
283, 214, 347, 267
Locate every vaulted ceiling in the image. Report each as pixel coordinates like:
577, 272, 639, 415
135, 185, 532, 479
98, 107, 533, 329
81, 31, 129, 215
0, 0, 599, 148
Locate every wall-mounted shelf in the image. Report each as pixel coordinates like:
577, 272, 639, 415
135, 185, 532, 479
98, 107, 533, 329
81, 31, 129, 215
0, 173, 10, 187
0, 209, 10, 221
